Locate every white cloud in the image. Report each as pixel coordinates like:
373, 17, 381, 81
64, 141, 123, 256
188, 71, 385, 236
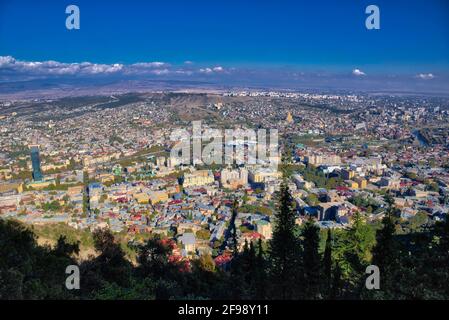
0, 56, 125, 75
199, 66, 225, 74
0, 56, 237, 80
0, 56, 16, 67
199, 67, 213, 74
80, 63, 124, 74
175, 70, 194, 75
352, 68, 366, 76
130, 62, 168, 68
416, 73, 435, 80
0, 55, 172, 77
150, 68, 170, 75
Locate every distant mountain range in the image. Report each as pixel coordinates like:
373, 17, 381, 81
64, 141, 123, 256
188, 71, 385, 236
1, 75, 449, 101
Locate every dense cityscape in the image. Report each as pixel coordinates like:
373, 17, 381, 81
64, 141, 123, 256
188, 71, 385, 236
1, 0, 449, 308
1, 89, 449, 299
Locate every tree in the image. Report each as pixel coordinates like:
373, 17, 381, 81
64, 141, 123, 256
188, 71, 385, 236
370, 215, 400, 298
54, 235, 80, 257
268, 183, 301, 299
79, 228, 132, 297
0, 220, 78, 299
137, 235, 177, 279
228, 239, 254, 299
330, 262, 343, 299
384, 193, 394, 209
254, 238, 267, 300
188, 253, 224, 300
323, 228, 333, 297
305, 194, 318, 206
196, 229, 211, 240
433, 217, 449, 297
301, 219, 321, 299
333, 212, 375, 298
196, 254, 216, 273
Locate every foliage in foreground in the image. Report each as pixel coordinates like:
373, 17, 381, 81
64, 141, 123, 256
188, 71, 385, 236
1, 184, 449, 300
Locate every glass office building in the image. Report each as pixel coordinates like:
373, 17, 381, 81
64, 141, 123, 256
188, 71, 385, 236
30, 146, 43, 182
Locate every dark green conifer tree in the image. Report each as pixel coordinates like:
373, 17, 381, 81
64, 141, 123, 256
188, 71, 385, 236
254, 238, 267, 299
302, 219, 321, 299
334, 212, 375, 298
268, 183, 301, 299
371, 215, 400, 298
323, 228, 333, 297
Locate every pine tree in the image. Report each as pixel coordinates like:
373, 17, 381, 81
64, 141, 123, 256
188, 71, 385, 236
248, 241, 257, 277
384, 192, 394, 208
302, 218, 321, 299
229, 239, 257, 299
323, 228, 333, 297
85, 229, 132, 289
254, 238, 267, 299
247, 241, 257, 298
229, 245, 245, 299
371, 215, 400, 298
268, 183, 301, 299
334, 212, 375, 298
436, 214, 449, 254
433, 216, 449, 297
330, 262, 343, 299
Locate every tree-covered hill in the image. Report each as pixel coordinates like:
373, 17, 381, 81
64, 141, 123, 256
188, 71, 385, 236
1, 184, 449, 300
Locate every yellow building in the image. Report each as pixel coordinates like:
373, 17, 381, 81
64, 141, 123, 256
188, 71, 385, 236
183, 170, 214, 187
27, 180, 54, 190
97, 173, 115, 183
149, 191, 169, 204
220, 168, 248, 189
286, 111, 294, 124
248, 168, 282, 183
345, 180, 359, 189
0, 182, 23, 193
355, 178, 367, 189
82, 153, 120, 167
305, 154, 341, 166
134, 192, 149, 204
41, 160, 70, 172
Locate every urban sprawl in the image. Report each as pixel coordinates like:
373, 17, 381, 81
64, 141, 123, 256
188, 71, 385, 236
1, 91, 449, 266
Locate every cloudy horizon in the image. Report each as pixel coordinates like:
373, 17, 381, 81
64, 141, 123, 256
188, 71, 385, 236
0, 55, 448, 96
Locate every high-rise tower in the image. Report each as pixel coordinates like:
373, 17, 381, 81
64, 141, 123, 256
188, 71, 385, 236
30, 146, 43, 182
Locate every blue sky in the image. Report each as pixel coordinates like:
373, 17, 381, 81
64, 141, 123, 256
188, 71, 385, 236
0, 0, 448, 92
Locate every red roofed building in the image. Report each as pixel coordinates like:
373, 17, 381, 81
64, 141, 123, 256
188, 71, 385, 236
193, 187, 208, 194
116, 197, 128, 203
336, 186, 350, 192
242, 231, 263, 241
214, 253, 233, 269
